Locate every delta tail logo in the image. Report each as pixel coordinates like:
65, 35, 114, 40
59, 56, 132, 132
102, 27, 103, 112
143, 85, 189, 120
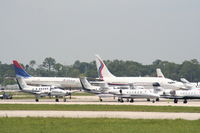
13, 60, 31, 78
98, 59, 104, 79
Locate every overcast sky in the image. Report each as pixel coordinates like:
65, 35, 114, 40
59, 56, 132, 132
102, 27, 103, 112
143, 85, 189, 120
0, 0, 199, 65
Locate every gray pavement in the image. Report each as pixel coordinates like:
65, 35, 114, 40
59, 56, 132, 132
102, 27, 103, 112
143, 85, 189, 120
0, 110, 199, 120
0, 96, 200, 107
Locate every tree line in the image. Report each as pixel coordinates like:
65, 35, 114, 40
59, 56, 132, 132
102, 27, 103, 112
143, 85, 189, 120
0, 57, 200, 85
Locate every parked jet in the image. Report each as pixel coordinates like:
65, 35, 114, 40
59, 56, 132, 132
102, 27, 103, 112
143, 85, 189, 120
13, 60, 82, 89
180, 78, 200, 89
95, 55, 183, 90
80, 77, 160, 103
169, 88, 200, 103
16, 77, 73, 102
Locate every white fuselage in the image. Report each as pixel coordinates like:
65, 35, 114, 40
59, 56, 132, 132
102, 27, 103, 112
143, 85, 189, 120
24, 77, 82, 89
106, 88, 160, 99
102, 77, 184, 90
22, 85, 67, 97
172, 89, 200, 99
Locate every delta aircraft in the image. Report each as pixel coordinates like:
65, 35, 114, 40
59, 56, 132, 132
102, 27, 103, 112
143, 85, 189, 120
16, 77, 74, 102
95, 55, 184, 90
80, 77, 160, 103
13, 60, 82, 89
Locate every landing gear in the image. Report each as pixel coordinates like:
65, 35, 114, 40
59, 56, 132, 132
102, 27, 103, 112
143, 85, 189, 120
147, 98, 150, 102
130, 98, 134, 103
174, 99, 178, 103
126, 99, 130, 102
35, 98, 39, 102
63, 98, 67, 102
118, 98, 124, 103
55, 98, 59, 102
99, 97, 103, 102
183, 99, 188, 104
156, 98, 160, 102
152, 100, 155, 103
120, 99, 124, 103
69, 94, 72, 99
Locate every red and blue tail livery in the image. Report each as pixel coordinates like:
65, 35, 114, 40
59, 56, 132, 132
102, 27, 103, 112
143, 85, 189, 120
13, 60, 31, 78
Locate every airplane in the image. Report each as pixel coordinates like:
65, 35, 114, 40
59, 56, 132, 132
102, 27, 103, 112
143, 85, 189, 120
156, 69, 200, 89
79, 77, 160, 103
169, 88, 200, 103
13, 60, 82, 89
180, 78, 199, 89
95, 55, 184, 90
16, 77, 73, 102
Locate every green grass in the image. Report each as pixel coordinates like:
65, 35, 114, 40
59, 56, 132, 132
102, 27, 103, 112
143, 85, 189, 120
0, 117, 199, 133
0, 104, 200, 113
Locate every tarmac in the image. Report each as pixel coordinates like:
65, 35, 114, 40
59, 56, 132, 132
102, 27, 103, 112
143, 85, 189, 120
0, 96, 200, 120
0, 110, 199, 120
0, 96, 200, 107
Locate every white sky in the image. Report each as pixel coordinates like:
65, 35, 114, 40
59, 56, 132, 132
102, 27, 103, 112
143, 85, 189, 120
0, 0, 199, 65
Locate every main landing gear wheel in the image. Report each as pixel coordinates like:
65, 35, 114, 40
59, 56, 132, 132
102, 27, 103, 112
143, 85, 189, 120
183, 99, 187, 104
120, 99, 124, 103
55, 98, 59, 102
118, 99, 120, 102
99, 98, 103, 102
152, 100, 155, 103
130, 99, 134, 103
35, 99, 39, 102
174, 99, 178, 103
147, 98, 150, 102
156, 98, 160, 102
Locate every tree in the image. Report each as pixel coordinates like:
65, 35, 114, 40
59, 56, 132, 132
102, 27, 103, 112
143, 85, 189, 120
42, 57, 56, 71
29, 60, 36, 68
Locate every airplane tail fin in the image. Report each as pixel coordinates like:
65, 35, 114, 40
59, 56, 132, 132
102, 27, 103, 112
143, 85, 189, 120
79, 77, 94, 91
156, 68, 165, 78
13, 60, 31, 78
16, 77, 28, 90
95, 55, 115, 79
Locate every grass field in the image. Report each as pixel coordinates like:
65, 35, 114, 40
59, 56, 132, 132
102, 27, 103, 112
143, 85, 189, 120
0, 104, 200, 113
0, 117, 199, 133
